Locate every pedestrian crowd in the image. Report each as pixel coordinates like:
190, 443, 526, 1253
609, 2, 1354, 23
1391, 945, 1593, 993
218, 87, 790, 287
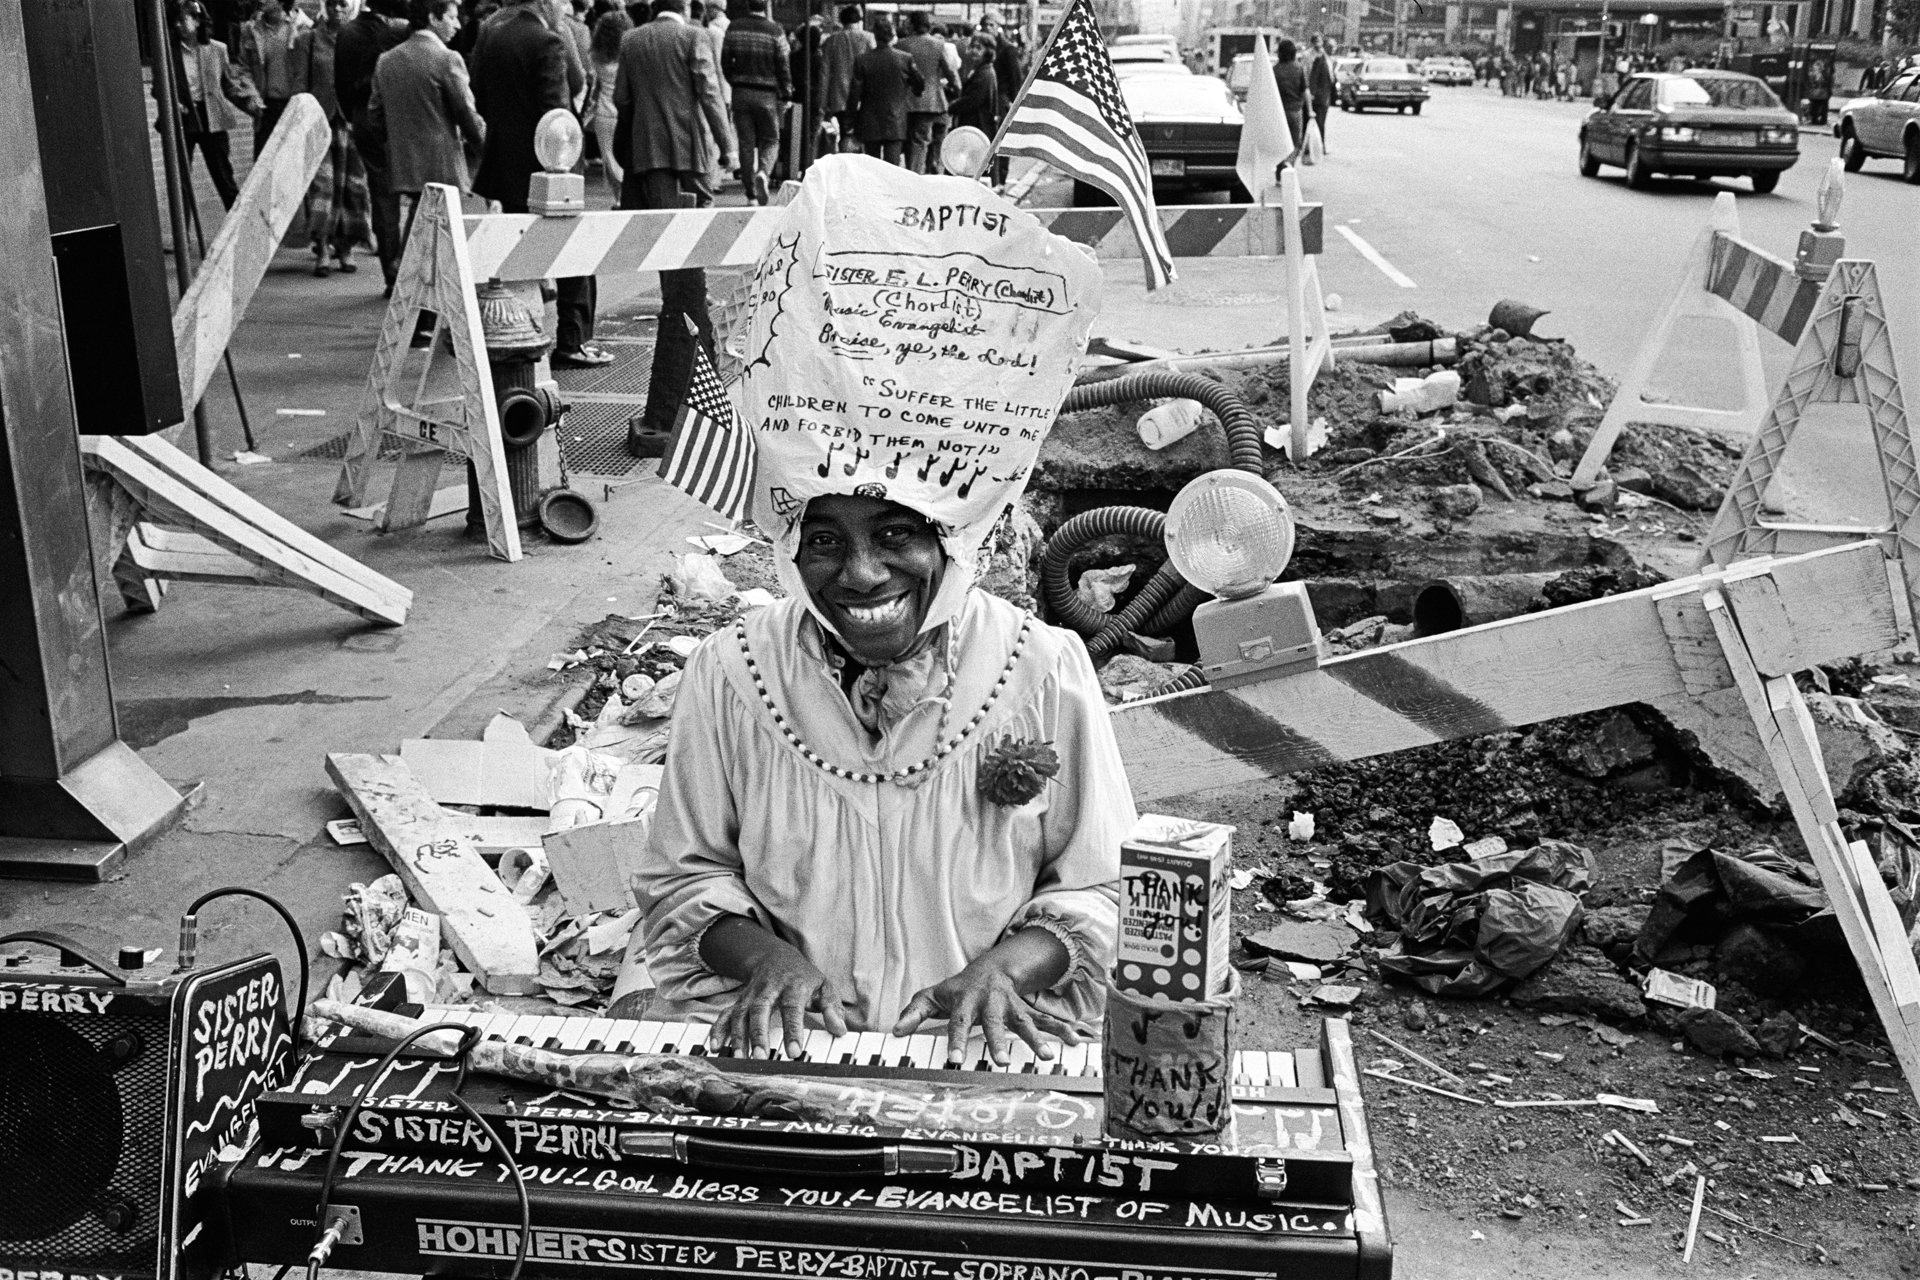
162, 0, 1029, 454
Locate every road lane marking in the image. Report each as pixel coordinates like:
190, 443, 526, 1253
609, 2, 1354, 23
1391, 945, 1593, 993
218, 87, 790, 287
1336, 223, 1417, 288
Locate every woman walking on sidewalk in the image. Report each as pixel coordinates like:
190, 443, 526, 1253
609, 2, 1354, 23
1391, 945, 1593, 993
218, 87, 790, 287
293, 0, 375, 276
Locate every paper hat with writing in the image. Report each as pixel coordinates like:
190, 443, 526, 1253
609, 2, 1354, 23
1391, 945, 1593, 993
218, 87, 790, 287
740, 154, 1102, 633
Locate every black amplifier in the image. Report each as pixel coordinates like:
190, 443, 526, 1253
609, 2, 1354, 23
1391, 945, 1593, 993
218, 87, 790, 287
0, 929, 290, 1280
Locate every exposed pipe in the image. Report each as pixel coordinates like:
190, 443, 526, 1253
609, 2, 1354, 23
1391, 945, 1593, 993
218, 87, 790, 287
1077, 337, 1458, 384
1058, 370, 1266, 473
1411, 572, 1559, 636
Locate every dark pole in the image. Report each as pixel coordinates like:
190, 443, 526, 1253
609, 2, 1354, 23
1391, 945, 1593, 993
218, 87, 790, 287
800, 6, 817, 171
145, 0, 216, 467
0, 0, 187, 878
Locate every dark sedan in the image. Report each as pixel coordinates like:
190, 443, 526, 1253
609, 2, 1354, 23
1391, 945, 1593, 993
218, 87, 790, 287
1075, 73, 1245, 205
1579, 70, 1799, 193
1339, 57, 1429, 113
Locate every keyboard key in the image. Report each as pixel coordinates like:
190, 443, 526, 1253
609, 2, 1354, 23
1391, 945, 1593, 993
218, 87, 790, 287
1267, 1050, 1298, 1088
906, 1033, 943, 1068
854, 1031, 889, 1066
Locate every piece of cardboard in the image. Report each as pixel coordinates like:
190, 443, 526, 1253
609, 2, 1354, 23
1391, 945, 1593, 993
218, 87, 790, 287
401, 736, 554, 810
543, 818, 651, 915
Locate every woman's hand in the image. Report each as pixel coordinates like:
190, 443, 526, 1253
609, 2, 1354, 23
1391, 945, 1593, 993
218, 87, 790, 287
701, 916, 848, 1060
891, 927, 1092, 1066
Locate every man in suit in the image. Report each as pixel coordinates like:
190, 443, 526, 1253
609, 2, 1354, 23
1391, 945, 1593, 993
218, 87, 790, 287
472, 0, 608, 364
366, 0, 486, 247
846, 17, 921, 166
613, 0, 733, 453
896, 10, 956, 174
338, 0, 410, 291
820, 5, 871, 151
720, 0, 789, 204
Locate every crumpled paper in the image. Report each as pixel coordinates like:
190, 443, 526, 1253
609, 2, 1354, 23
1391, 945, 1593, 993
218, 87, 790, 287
320, 874, 411, 963
1075, 564, 1135, 614
670, 552, 735, 603
1367, 840, 1595, 997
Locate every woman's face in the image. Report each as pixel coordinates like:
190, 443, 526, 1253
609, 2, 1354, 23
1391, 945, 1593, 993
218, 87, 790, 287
797, 495, 944, 665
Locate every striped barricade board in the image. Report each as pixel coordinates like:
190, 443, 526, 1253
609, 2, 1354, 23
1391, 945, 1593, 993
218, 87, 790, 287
1706, 232, 1823, 347
1110, 538, 1920, 1104
461, 202, 1322, 283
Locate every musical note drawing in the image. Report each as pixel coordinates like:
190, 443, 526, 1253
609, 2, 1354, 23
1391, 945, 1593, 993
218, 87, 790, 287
817, 441, 846, 478
954, 463, 990, 498
937, 457, 964, 486
886, 451, 907, 479
842, 446, 870, 476
916, 453, 938, 482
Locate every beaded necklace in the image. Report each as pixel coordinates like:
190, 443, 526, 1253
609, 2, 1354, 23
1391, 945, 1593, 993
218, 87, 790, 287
735, 615, 1034, 785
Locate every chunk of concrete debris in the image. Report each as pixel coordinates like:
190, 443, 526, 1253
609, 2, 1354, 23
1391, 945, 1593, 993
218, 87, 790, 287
1675, 1007, 1761, 1059
1509, 945, 1648, 1023
1245, 919, 1356, 965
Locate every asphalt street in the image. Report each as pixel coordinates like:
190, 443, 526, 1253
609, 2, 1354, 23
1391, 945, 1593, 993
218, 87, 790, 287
1060, 84, 1919, 528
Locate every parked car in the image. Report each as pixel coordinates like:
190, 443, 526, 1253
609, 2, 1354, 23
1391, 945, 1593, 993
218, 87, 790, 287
1420, 56, 1474, 86
1225, 50, 1277, 101
1340, 58, 1429, 113
1115, 61, 1194, 81
1109, 43, 1178, 67
1836, 68, 1920, 181
1074, 73, 1245, 205
1112, 33, 1182, 63
1578, 70, 1800, 193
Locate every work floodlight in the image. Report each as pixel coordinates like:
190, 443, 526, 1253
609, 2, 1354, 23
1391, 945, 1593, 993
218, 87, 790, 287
940, 126, 994, 179
530, 108, 586, 216
1165, 470, 1324, 689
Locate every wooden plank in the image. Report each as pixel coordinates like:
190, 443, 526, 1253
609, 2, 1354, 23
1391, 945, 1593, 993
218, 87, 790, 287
169, 93, 330, 432
125, 526, 259, 581
86, 438, 411, 626
1700, 592, 1920, 1105
111, 436, 412, 613
1653, 591, 1733, 697
1111, 540, 1897, 804
326, 753, 540, 995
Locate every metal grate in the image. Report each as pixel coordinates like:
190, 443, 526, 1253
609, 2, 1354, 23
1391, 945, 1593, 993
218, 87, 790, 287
0, 1010, 165, 1266
556, 402, 646, 478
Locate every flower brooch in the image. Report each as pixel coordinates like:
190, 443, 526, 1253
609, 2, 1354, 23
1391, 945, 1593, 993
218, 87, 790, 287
978, 736, 1061, 807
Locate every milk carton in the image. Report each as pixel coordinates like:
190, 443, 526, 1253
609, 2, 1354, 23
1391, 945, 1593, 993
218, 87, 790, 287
1114, 814, 1235, 1000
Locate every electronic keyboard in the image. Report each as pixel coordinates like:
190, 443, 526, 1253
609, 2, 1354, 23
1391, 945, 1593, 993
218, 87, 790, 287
221, 1009, 1392, 1278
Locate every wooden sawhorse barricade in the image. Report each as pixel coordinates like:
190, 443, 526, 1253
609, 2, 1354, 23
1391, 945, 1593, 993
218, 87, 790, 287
78, 94, 411, 626
1111, 538, 1920, 1104
343, 183, 1333, 561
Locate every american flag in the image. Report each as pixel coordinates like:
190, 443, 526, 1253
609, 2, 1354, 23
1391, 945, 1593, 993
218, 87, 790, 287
658, 338, 756, 524
993, 0, 1176, 289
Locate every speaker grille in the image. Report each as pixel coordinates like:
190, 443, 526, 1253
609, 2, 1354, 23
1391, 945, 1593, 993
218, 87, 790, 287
0, 1009, 163, 1266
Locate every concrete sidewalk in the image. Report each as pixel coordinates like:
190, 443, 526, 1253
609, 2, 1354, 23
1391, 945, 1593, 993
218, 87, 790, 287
1, 168, 731, 978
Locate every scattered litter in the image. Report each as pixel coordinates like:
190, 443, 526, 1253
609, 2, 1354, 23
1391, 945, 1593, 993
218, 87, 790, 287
1662, 1161, 1698, 1188
1468, 1231, 1485, 1242
1659, 1133, 1696, 1148
1605, 1129, 1652, 1167
734, 588, 778, 609
670, 552, 735, 602
1228, 867, 1255, 891
1596, 1094, 1659, 1113
1461, 835, 1508, 859
1533, 1050, 1565, 1063
1285, 961, 1323, 982
1428, 815, 1464, 850
1309, 984, 1362, 1007
1757, 1134, 1800, 1144
1379, 370, 1461, 416
276, 407, 327, 416
1075, 564, 1136, 614
685, 532, 757, 555
1361, 1026, 1471, 1087
1616, 1216, 1652, 1228
1361, 1068, 1485, 1106
1245, 919, 1355, 964
666, 635, 701, 659
1643, 967, 1716, 1009
1681, 1174, 1707, 1263
326, 819, 368, 846
232, 450, 272, 465
1287, 811, 1316, 841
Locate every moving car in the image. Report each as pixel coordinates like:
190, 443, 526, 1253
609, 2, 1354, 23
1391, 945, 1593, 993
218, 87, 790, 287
1074, 73, 1245, 205
1420, 56, 1474, 86
1340, 58, 1429, 113
1835, 68, 1920, 181
1579, 70, 1800, 193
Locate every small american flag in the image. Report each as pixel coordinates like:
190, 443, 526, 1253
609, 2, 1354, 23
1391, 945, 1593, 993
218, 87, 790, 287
658, 336, 756, 524
992, 0, 1176, 289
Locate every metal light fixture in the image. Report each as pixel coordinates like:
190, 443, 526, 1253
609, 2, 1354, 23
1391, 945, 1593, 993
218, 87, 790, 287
529, 108, 586, 216
940, 126, 994, 179
1164, 470, 1324, 689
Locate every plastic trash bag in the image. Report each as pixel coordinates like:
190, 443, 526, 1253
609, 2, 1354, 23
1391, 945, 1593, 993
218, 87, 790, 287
1367, 840, 1595, 997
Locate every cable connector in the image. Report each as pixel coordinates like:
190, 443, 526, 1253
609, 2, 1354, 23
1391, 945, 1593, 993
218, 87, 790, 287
307, 1205, 362, 1274
175, 913, 199, 972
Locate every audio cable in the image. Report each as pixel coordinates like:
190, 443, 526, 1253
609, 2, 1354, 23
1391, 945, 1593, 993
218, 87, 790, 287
310, 1021, 530, 1280
177, 887, 312, 1061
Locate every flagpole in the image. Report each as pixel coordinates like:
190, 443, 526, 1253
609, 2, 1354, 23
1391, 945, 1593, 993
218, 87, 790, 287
984, 0, 1081, 159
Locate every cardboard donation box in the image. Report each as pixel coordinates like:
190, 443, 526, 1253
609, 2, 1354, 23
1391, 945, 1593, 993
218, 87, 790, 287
1115, 813, 1235, 1000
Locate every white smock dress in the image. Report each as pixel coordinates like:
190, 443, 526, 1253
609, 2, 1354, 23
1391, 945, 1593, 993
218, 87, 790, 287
636, 588, 1134, 1031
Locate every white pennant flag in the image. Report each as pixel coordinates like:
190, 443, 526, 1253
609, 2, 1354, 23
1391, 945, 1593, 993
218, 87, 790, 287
1235, 35, 1294, 205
